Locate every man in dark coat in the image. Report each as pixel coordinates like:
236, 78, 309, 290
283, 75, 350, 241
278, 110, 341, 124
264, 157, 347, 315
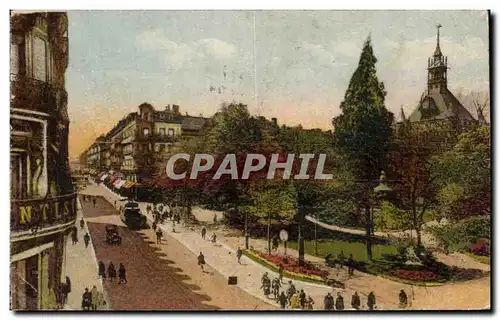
108, 262, 116, 281
351, 291, 361, 310
118, 263, 127, 284
98, 261, 106, 279
347, 254, 355, 276
278, 292, 287, 309
92, 198, 96, 208
71, 227, 78, 245
367, 292, 376, 310
278, 264, 284, 283
399, 289, 408, 308
84, 232, 91, 248
156, 229, 163, 244
198, 252, 206, 271
299, 289, 307, 309
324, 292, 334, 310
335, 292, 344, 310
80, 218, 85, 229
236, 247, 243, 264
201, 227, 206, 239
81, 288, 92, 311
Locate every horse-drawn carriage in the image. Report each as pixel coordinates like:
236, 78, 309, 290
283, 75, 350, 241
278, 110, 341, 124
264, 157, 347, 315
105, 224, 122, 245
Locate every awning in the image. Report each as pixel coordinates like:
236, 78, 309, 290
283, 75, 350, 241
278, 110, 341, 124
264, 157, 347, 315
123, 181, 136, 189
113, 179, 122, 188
109, 176, 118, 184
100, 174, 109, 181
98, 171, 106, 177
116, 180, 127, 189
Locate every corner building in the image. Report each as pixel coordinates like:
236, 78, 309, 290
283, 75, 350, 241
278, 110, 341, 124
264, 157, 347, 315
10, 12, 76, 310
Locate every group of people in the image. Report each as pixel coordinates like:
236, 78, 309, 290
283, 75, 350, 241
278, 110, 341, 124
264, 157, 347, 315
324, 291, 376, 310
260, 273, 314, 310
81, 285, 106, 311
201, 227, 217, 244
98, 261, 128, 284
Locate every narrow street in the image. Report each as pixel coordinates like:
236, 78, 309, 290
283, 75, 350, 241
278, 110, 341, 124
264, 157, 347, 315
79, 194, 275, 310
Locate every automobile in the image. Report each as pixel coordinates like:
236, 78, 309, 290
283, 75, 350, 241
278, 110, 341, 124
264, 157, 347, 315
120, 201, 147, 230
105, 224, 122, 245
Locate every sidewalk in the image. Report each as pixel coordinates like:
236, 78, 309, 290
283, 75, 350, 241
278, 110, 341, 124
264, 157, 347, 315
63, 197, 110, 310
90, 182, 390, 310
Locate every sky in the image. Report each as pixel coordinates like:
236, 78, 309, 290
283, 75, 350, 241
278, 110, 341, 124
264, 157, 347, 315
66, 10, 490, 159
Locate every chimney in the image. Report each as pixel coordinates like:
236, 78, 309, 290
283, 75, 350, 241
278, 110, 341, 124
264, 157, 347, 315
172, 104, 180, 114
165, 104, 170, 112
271, 117, 278, 126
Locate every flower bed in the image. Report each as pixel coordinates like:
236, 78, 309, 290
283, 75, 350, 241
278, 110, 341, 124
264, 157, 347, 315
243, 249, 328, 284
392, 269, 438, 282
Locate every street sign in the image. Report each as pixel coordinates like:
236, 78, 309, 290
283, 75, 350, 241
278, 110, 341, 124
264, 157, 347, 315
279, 229, 289, 242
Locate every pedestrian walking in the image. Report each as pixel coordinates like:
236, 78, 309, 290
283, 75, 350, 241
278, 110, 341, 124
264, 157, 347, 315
156, 228, 163, 244
278, 292, 287, 309
80, 218, 85, 229
90, 285, 99, 310
347, 254, 355, 276
335, 292, 345, 310
92, 198, 96, 208
84, 232, 91, 248
367, 292, 376, 311
81, 288, 92, 311
71, 227, 78, 245
108, 262, 116, 282
337, 250, 346, 268
62, 276, 71, 304
198, 252, 206, 271
152, 221, 157, 232
299, 289, 306, 309
236, 247, 242, 264
114, 200, 117, 207
260, 277, 271, 298
399, 289, 408, 309
272, 277, 281, 299
201, 227, 206, 239
324, 292, 334, 310
351, 291, 361, 310
306, 296, 315, 310
98, 261, 106, 280
290, 293, 299, 309
286, 280, 296, 306
211, 232, 217, 244
278, 264, 284, 283
118, 263, 127, 284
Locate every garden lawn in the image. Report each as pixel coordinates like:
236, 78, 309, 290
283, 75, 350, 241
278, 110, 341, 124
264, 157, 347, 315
287, 239, 398, 262
463, 252, 490, 265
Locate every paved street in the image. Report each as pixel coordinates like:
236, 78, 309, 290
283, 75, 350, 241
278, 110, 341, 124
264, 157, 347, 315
78, 191, 275, 310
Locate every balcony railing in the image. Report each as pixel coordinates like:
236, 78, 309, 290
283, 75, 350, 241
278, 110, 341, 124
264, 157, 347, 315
10, 74, 67, 114
11, 193, 77, 233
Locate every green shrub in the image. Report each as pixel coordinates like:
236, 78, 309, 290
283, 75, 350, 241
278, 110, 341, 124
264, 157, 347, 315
428, 216, 490, 253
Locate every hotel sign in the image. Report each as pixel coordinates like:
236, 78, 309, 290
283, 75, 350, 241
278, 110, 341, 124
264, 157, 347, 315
11, 193, 77, 232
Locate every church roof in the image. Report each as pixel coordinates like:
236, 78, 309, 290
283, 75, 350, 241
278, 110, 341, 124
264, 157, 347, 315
407, 88, 474, 122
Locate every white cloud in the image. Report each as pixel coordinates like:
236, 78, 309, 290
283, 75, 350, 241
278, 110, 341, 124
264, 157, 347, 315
195, 38, 237, 60
135, 30, 238, 68
300, 42, 336, 66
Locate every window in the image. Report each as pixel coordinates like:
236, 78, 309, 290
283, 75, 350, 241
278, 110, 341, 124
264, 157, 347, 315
143, 128, 149, 136
159, 128, 166, 136
160, 144, 166, 152
168, 128, 175, 137
33, 37, 47, 82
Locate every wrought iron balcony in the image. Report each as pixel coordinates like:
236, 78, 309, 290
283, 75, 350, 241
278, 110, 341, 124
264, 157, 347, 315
10, 74, 67, 114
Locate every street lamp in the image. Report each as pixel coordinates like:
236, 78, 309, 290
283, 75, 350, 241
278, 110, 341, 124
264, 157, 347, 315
369, 170, 393, 260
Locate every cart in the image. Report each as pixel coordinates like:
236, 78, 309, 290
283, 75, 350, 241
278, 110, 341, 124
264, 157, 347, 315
105, 224, 122, 245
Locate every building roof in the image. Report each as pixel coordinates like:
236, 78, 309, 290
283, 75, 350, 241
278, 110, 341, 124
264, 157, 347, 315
181, 116, 210, 131
408, 88, 474, 123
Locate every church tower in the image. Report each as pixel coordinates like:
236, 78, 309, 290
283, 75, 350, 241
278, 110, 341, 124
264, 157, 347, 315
427, 24, 448, 94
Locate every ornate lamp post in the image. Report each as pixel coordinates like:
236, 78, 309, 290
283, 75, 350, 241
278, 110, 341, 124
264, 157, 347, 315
368, 170, 393, 260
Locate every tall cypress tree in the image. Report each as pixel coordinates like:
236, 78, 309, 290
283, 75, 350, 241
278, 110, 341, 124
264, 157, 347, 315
332, 36, 394, 260
333, 36, 394, 181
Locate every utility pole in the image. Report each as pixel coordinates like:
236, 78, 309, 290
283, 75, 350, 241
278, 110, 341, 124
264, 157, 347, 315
245, 211, 249, 250
314, 214, 318, 256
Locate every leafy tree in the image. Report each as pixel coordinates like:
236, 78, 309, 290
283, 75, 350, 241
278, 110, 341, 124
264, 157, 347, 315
246, 181, 297, 254
332, 36, 394, 259
432, 126, 491, 219
374, 201, 412, 232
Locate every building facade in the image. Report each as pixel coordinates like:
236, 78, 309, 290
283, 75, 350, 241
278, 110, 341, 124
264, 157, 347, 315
397, 25, 477, 138
10, 12, 76, 310
80, 103, 210, 184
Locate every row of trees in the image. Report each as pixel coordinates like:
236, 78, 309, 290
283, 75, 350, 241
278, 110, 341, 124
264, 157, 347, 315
155, 35, 490, 261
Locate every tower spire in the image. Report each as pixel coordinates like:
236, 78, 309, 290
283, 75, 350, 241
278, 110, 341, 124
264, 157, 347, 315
434, 24, 442, 56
